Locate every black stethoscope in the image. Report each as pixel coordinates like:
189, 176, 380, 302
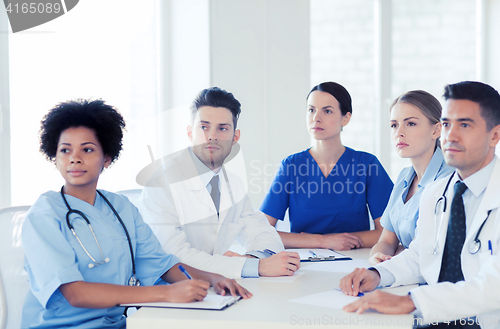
61, 187, 140, 286
431, 173, 492, 255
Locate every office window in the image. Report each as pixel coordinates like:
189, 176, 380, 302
310, 0, 476, 179
9, 0, 159, 206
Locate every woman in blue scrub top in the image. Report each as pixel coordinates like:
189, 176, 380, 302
260, 82, 393, 250
368, 90, 453, 265
22, 100, 251, 329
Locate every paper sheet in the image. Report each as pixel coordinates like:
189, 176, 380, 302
302, 259, 370, 273
289, 289, 360, 309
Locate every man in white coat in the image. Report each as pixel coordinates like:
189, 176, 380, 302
339, 81, 500, 328
139, 87, 300, 279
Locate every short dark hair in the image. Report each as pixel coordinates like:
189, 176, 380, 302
443, 81, 500, 130
39, 99, 126, 164
307, 82, 352, 116
190, 87, 241, 129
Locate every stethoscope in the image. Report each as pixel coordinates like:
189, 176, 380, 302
431, 173, 492, 255
61, 187, 140, 286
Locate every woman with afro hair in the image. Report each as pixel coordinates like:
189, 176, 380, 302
21, 99, 250, 329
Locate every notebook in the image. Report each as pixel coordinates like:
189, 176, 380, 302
120, 291, 241, 311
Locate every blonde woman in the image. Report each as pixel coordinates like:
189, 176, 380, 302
368, 90, 453, 265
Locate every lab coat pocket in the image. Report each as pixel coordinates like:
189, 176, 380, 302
476, 249, 494, 264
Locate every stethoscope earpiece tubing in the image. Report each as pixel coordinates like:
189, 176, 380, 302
61, 186, 139, 286
432, 173, 491, 255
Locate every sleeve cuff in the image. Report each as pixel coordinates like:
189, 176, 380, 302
37, 264, 84, 309
245, 249, 274, 259
408, 291, 423, 317
370, 266, 396, 287
241, 258, 259, 278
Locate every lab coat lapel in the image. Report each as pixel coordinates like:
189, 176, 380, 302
435, 183, 453, 256
187, 176, 218, 213
218, 168, 232, 225
179, 149, 218, 217
466, 157, 500, 241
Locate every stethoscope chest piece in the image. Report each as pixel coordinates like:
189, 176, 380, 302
88, 258, 110, 269
469, 240, 481, 254
128, 275, 140, 286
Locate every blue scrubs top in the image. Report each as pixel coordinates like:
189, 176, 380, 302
22, 190, 180, 329
380, 148, 454, 248
260, 147, 393, 234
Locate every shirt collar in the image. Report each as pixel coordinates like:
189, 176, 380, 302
462, 157, 496, 198
188, 147, 220, 188
402, 166, 416, 189
402, 148, 447, 189
418, 148, 446, 188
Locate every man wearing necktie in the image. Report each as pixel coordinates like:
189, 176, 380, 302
338, 81, 500, 329
140, 87, 300, 279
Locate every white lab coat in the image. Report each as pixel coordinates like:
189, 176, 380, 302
139, 148, 284, 279
377, 156, 500, 328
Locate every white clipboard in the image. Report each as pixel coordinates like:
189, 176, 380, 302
286, 248, 351, 262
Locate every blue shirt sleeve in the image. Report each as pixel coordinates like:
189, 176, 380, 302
380, 207, 395, 233
260, 158, 291, 221
380, 168, 409, 233
241, 258, 259, 278
365, 156, 393, 220
22, 205, 85, 309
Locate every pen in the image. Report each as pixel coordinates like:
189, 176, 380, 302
489, 240, 493, 255
178, 264, 193, 280
309, 250, 318, 258
264, 249, 276, 255
334, 287, 364, 297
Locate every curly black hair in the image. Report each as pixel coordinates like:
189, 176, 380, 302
39, 99, 126, 164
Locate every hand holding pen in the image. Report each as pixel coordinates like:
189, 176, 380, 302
176, 264, 252, 299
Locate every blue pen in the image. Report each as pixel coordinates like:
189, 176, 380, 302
309, 250, 318, 258
334, 287, 364, 297
178, 264, 193, 280
489, 240, 493, 255
264, 249, 276, 255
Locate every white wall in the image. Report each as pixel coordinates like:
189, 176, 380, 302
209, 0, 310, 206
485, 0, 500, 90
311, 0, 478, 180
0, 6, 10, 208
2, 1, 500, 208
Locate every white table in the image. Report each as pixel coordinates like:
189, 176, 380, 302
127, 249, 416, 328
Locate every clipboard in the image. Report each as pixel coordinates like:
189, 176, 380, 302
286, 248, 351, 262
120, 291, 241, 311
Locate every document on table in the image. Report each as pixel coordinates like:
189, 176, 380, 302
285, 248, 351, 262
290, 289, 359, 309
302, 259, 370, 273
120, 290, 241, 311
